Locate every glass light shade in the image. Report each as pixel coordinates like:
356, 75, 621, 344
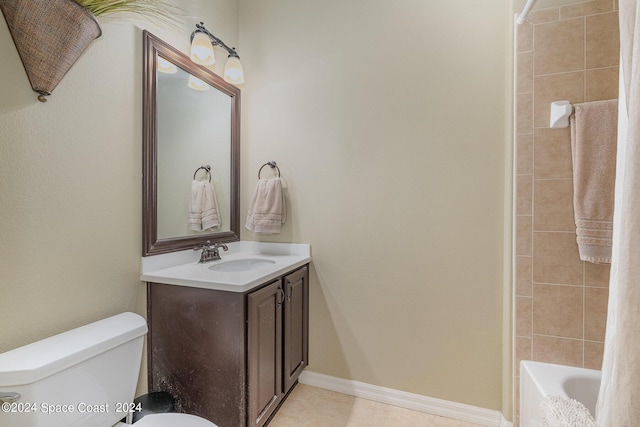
187, 74, 210, 91
190, 32, 215, 65
224, 56, 245, 85
157, 56, 177, 74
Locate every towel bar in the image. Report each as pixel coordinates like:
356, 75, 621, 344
550, 100, 574, 129
258, 161, 280, 179
193, 165, 211, 182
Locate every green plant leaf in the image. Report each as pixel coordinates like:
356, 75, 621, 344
74, 0, 181, 24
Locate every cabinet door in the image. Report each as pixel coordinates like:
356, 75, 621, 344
148, 283, 247, 427
248, 280, 283, 427
283, 266, 309, 392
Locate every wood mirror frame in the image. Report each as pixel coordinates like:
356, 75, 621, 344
142, 31, 240, 256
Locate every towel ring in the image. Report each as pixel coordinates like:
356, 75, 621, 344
193, 165, 212, 182
258, 161, 280, 179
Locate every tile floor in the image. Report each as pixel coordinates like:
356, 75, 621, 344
269, 384, 485, 427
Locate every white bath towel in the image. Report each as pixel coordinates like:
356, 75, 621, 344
189, 180, 221, 231
245, 178, 286, 234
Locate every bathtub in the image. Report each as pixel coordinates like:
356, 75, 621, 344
520, 360, 601, 426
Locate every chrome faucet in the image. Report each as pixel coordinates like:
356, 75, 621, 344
195, 241, 229, 263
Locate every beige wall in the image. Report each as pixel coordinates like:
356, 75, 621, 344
1, 0, 514, 415
514, 0, 619, 424
239, 0, 510, 411
0, 0, 237, 391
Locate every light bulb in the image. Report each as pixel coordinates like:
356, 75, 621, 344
224, 56, 245, 85
188, 75, 210, 91
157, 56, 177, 74
190, 32, 215, 66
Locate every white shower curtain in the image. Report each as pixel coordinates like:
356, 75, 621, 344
596, 1, 640, 425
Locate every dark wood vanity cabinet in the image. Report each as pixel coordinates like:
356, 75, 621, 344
147, 265, 309, 427
248, 266, 309, 426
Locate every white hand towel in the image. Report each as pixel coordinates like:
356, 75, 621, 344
188, 180, 206, 231
245, 178, 286, 234
201, 181, 221, 231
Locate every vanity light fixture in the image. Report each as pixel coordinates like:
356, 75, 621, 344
189, 21, 245, 85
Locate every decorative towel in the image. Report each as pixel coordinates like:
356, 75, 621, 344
245, 178, 286, 234
570, 99, 618, 263
188, 180, 221, 231
201, 181, 221, 231
188, 180, 205, 231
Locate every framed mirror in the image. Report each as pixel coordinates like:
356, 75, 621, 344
143, 31, 240, 256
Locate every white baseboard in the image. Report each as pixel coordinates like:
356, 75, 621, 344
298, 371, 509, 427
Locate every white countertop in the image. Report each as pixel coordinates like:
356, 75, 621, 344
140, 241, 311, 292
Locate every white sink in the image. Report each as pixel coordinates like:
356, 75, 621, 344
140, 241, 311, 292
208, 258, 276, 272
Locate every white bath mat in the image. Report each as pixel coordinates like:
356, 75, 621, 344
540, 395, 595, 427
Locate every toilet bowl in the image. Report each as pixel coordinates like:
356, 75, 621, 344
119, 413, 218, 426
0, 312, 217, 427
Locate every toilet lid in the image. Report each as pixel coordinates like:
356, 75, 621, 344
133, 413, 218, 427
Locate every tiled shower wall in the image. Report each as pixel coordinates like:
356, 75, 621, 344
514, 0, 619, 422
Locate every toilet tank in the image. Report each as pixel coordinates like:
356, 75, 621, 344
0, 312, 147, 427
